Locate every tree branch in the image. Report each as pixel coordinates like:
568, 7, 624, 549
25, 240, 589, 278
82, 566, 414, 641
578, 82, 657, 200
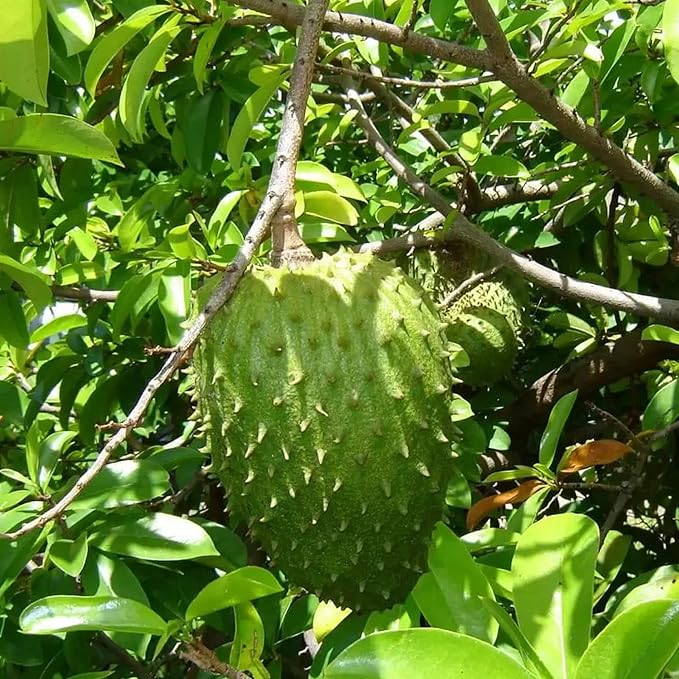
501, 330, 679, 439
342, 79, 679, 323
51, 285, 119, 302
234, 0, 679, 217
464, 0, 679, 217
269, 0, 330, 267
0, 0, 329, 542
228, 0, 492, 71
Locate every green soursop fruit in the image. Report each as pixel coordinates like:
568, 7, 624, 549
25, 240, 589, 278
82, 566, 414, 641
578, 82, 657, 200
193, 251, 457, 611
405, 245, 526, 386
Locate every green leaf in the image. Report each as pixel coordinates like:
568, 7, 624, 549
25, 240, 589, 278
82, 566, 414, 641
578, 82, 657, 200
119, 16, 183, 142
474, 155, 530, 178
207, 190, 245, 249
20, 595, 167, 635
35, 430, 78, 491
642, 379, 679, 430
227, 72, 287, 171
323, 629, 534, 678
185, 566, 283, 621
303, 191, 359, 226
0, 291, 30, 348
47, 0, 95, 55
641, 325, 679, 344
575, 600, 679, 679
84, 4, 173, 95
0, 114, 120, 164
89, 513, 219, 561
158, 260, 191, 345
230, 601, 266, 674
663, 0, 679, 86
117, 181, 177, 251
31, 313, 86, 344
49, 532, 89, 577
430, 0, 455, 31
594, 530, 631, 603
481, 598, 554, 679
0, 254, 52, 311
419, 100, 481, 118
539, 389, 578, 468
513, 513, 599, 679
69, 226, 98, 260
185, 90, 224, 174
669, 154, 679, 185
64, 460, 170, 510
614, 575, 679, 618
0, 0, 49, 105
299, 223, 356, 243
193, 13, 229, 93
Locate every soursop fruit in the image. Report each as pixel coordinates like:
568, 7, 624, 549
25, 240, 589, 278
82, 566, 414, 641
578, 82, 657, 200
193, 250, 458, 611
405, 245, 526, 386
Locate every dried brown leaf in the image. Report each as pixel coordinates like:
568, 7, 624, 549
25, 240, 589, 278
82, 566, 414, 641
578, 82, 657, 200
560, 439, 633, 475
466, 479, 546, 531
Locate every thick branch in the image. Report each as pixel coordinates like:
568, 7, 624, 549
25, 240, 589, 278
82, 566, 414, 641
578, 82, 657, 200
269, 0, 329, 267
464, 0, 679, 217
343, 82, 679, 323
229, 0, 492, 71
0, 0, 328, 542
502, 330, 679, 436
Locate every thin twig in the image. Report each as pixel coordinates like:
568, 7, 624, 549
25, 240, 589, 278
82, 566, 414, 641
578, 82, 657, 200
52, 285, 119, 302
179, 640, 249, 679
317, 62, 495, 89
438, 266, 501, 309
0, 0, 329, 542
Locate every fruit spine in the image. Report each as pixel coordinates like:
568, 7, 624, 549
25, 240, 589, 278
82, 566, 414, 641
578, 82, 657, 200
193, 251, 457, 611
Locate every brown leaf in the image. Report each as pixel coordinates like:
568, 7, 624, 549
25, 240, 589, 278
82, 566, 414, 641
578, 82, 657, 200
466, 480, 546, 531
560, 439, 633, 475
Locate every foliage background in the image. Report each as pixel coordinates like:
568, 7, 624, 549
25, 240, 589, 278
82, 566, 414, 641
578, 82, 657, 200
2, 0, 679, 677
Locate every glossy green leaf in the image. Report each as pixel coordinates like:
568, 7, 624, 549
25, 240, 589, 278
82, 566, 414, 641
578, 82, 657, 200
185, 90, 224, 174
49, 532, 89, 577
119, 16, 183, 142
84, 4, 172, 95
663, 0, 679, 85
0, 291, 30, 348
185, 566, 283, 620
0, 513, 49, 599
0, 0, 49, 105
594, 530, 631, 603
513, 513, 599, 679
539, 389, 578, 467
227, 72, 287, 171
230, 601, 266, 674
0, 254, 52, 311
31, 313, 86, 343
117, 181, 177, 251
89, 513, 218, 561
475, 155, 530, 178
47, 0, 95, 55
300, 223, 356, 243
65, 460, 170, 510
193, 13, 228, 93
35, 430, 77, 491
420, 100, 481, 118
481, 598, 553, 679
303, 191, 359, 226
20, 595, 167, 635
575, 600, 679, 679
158, 260, 191, 345
207, 190, 245, 249
0, 114, 120, 164
614, 575, 679, 618
415, 523, 497, 642
323, 629, 534, 678
642, 379, 679, 430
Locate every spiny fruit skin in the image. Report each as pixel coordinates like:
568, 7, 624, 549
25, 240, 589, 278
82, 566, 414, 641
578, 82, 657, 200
193, 251, 457, 611
406, 245, 526, 386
